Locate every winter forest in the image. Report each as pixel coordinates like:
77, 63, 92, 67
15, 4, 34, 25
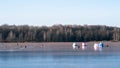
0, 24, 120, 42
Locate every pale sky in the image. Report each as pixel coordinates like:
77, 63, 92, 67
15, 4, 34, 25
0, 0, 120, 27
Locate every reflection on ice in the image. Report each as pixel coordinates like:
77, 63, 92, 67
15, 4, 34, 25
98, 47, 103, 51
82, 45, 85, 50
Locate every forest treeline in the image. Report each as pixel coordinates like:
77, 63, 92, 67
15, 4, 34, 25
0, 24, 120, 42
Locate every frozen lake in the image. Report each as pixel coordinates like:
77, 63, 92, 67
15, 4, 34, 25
0, 42, 120, 68
0, 50, 120, 68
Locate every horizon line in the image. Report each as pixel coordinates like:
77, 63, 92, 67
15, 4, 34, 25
0, 23, 119, 28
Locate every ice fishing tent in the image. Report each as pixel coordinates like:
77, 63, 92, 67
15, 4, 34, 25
82, 42, 87, 46
72, 42, 79, 49
94, 43, 98, 51
98, 42, 104, 48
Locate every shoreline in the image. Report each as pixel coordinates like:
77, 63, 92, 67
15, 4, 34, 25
0, 41, 119, 52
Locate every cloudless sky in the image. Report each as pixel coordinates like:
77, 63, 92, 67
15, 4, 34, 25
0, 0, 120, 27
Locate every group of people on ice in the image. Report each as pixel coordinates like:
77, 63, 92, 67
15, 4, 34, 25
72, 42, 108, 51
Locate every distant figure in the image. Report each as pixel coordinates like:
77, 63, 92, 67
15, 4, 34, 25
72, 42, 80, 49
106, 44, 109, 47
42, 44, 44, 47
106, 42, 109, 47
40, 44, 44, 48
25, 45, 27, 48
